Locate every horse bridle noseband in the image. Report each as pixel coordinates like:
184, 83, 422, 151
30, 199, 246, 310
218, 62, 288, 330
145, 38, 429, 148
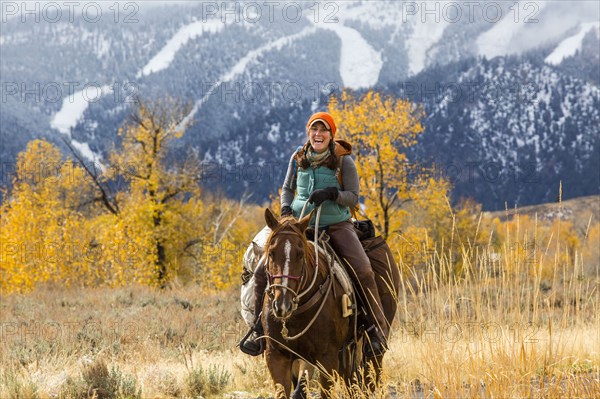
265, 229, 309, 311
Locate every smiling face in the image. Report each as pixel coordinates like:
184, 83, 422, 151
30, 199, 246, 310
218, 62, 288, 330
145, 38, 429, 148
308, 121, 332, 153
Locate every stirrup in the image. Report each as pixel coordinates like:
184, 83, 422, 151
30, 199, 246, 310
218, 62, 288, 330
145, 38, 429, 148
239, 328, 265, 356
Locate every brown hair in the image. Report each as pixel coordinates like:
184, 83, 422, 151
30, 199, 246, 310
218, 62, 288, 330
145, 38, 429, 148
295, 140, 338, 170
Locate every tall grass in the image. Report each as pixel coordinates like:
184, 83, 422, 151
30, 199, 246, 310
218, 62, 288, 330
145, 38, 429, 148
0, 210, 598, 398
323, 207, 599, 398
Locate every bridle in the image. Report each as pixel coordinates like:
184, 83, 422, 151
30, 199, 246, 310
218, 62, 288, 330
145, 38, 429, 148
265, 229, 311, 310
265, 206, 331, 340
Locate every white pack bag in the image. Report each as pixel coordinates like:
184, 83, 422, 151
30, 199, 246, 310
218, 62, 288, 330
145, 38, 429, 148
240, 225, 271, 327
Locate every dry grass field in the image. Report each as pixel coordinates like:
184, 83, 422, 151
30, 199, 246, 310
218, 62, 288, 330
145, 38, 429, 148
484, 195, 600, 234
1, 203, 599, 398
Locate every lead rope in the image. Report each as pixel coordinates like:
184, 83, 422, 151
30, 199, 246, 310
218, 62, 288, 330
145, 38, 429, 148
296, 203, 321, 301
281, 270, 332, 340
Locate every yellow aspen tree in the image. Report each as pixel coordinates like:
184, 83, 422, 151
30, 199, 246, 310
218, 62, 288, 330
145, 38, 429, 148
186, 191, 261, 290
328, 90, 425, 240
0, 140, 97, 293
2, 101, 272, 292
106, 99, 202, 287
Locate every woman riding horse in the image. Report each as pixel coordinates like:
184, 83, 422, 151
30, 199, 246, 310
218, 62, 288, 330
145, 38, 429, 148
241, 112, 389, 358
259, 209, 353, 397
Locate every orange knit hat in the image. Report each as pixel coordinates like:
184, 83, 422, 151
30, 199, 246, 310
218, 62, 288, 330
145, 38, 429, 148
306, 112, 337, 137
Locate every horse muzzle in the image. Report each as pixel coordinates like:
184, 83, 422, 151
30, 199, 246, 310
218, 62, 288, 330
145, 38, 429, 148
272, 296, 294, 320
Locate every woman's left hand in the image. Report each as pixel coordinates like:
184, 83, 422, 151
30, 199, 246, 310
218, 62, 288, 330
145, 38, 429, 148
308, 187, 339, 207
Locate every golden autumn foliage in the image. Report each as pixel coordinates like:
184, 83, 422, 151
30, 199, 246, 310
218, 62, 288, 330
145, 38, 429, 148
329, 90, 426, 240
327, 90, 482, 265
0, 102, 259, 294
326, 90, 596, 282
581, 222, 600, 277
0, 140, 100, 292
395, 181, 484, 277
489, 214, 585, 279
103, 101, 203, 287
2, 97, 596, 295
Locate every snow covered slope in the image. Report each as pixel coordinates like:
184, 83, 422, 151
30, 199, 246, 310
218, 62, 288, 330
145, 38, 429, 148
1, 1, 599, 209
545, 22, 600, 65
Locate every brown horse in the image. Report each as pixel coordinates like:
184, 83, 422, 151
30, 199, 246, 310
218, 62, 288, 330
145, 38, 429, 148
262, 208, 359, 398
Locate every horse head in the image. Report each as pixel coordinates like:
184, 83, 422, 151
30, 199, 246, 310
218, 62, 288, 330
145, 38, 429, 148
264, 208, 314, 320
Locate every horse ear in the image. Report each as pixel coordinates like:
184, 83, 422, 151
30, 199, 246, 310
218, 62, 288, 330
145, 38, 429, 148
296, 209, 314, 232
265, 208, 280, 230
251, 241, 262, 255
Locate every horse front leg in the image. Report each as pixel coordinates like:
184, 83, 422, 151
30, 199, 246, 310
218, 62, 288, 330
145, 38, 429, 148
266, 349, 294, 398
291, 360, 311, 399
316, 353, 340, 399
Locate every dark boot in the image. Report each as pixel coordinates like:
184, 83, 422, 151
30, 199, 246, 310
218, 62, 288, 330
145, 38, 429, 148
357, 270, 389, 358
240, 261, 267, 356
240, 324, 264, 356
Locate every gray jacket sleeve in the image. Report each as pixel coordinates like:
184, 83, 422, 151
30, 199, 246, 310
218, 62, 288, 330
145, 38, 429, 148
281, 152, 297, 207
336, 156, 359, 208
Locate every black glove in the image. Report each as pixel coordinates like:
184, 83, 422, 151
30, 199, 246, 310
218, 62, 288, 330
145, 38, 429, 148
281, 205, 293, 217
307, 187, 339, 207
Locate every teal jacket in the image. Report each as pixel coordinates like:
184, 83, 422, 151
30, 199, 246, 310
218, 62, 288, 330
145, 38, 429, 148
289, 141, 353, 228
291, 165, 351, 228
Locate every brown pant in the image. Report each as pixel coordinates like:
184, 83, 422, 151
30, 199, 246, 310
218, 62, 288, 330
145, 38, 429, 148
253, 219, 389, 339
327, 220, 389, 339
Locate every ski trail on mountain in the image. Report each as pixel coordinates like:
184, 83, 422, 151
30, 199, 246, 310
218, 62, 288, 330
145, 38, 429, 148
51, 19, 227, 163
331, 1, 447, 77
137, 20, 226, 78
477, 0, 549, 58
545, 22, 600, 65
181, 26, 318, 127
405, 13, 449, 75
309, 19, 383, 89
50, 86, 111, 165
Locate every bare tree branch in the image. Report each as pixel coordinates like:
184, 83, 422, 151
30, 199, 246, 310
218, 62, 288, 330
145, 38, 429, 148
61, 137, 119, 215
217, 190, 251, 243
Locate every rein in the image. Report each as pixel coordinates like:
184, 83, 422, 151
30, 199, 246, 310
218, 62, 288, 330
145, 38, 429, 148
266, 206, 332, 340
266, 206, 322, 302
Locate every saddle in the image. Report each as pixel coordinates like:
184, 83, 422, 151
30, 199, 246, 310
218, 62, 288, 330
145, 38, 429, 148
240, 224, 397, 327
307, 236, 355, 318
308, 228, 399, 324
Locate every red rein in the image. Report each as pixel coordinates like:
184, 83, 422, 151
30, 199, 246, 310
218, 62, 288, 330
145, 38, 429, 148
268, 274, 302, 283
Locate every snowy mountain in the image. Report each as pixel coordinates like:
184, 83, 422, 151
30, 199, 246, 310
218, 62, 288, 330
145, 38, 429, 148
403, 54, 600, 207
1, 1, 598, 210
